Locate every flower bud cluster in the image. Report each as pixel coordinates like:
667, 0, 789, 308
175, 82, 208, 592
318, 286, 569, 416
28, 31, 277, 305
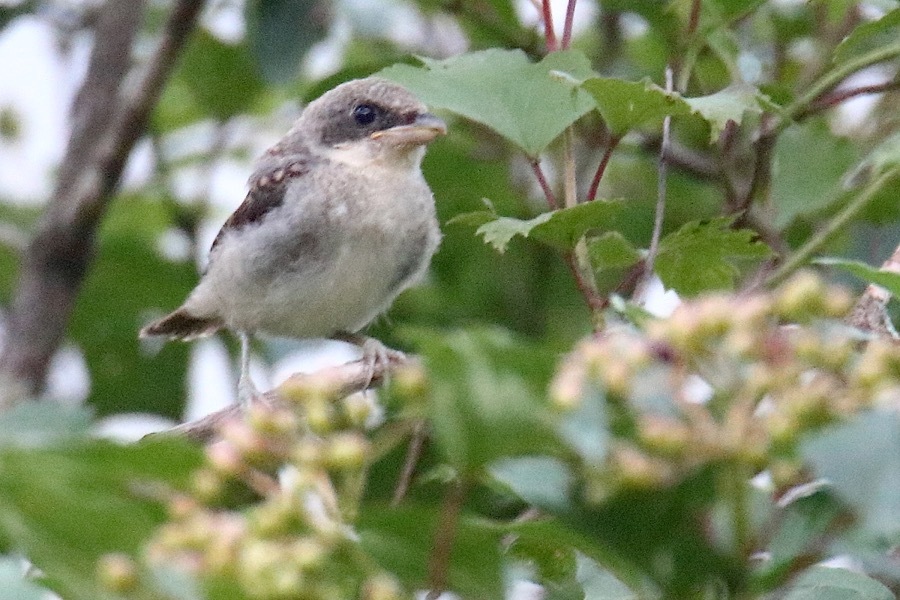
552, 272, 900, 496
126, 380, 409, 599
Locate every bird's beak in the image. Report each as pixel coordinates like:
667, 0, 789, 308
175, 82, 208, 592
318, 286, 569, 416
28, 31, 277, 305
370, 113, 447, 146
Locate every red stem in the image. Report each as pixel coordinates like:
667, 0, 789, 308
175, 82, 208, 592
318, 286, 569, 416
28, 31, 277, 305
530, 160, 559, 210
687, 0, 702, 38
561, 0, 577, 49
800, 79, 900, 119
542, 0, 558, 51
586, 135, 621, 201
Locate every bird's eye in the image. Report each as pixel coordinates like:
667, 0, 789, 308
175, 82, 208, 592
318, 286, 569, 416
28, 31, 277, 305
352, 104, 379, 126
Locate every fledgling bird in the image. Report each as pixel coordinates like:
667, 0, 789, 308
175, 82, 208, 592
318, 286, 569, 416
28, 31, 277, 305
140, 77, 445, 403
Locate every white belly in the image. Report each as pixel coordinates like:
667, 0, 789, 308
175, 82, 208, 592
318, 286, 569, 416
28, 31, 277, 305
186, 159, 440, 339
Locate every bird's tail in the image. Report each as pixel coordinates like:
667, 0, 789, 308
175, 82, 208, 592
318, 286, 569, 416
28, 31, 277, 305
140, 308, 223, 341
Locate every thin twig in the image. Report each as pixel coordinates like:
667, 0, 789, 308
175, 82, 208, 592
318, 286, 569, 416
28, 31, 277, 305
797, 78, 900, 120
530, 160, 559, 210
561, 0, 577, 50
774, 42, 900, 136
586, 135, 621, 201
563, 129, 577, 208
541, 0, 558, 51
391, 420, 428, 507
686, 0, 702, 38
425, 480, 467, 600
645, 66, 674, 277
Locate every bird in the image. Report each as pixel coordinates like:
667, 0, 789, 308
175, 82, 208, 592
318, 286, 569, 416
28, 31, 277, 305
140, 77, 446, 404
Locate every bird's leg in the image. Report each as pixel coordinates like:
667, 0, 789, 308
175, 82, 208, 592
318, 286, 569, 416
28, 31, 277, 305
333, 331, 405, 386
237, 331, 259, 407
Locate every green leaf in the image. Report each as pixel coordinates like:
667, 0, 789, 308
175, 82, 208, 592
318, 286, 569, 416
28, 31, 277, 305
176, 30, 266, 120
801, 410, 900, 538
407, 327, 561, 472
833, 8, 900, 65
684, 84, 774, 143
782, 566, 894, 600
588, 231, 641, 271
458, 201, 624, 254
359, 504, 504, 599
0, 438, 203, 600
489, 456, 574, 513
655, 217, 772, 295
379, 49, 596, 157
578, 77, 691, 136
772, 120, 858, 228
815, 258, 900, 297
246, 0, 330, 83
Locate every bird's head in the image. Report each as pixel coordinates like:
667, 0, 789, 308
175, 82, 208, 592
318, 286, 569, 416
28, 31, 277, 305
295, 77, 446, 166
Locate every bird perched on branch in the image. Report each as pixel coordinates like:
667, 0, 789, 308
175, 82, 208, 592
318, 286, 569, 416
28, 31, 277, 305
141, 77, 445, 404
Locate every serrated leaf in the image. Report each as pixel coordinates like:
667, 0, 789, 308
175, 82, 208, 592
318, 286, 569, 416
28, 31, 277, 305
466, 201, 623, 254
655, 217, 772, 295
578, 77, 691, 136
684, 84, 774, 143
246, 0, 329, 83
478, 212, 553, 253
379, 49, 596, 157
359, 504, 503, 599
782, 566, 894, 600
833, 9, 900, 65
588, 231, 641, 271
772, 120, 858, 228
801, 410, 900, 538
816, 257, 900, 297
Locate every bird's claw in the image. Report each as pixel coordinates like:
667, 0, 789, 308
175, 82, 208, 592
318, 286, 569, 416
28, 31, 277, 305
360, 337, 405, 388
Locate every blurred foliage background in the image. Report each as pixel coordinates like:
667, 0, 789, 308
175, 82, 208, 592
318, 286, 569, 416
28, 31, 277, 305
0, 0, 896, 420
0, 0, 900, 599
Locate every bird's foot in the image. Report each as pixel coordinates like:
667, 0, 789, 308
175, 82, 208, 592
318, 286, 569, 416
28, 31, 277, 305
334, 331, 405, 387
237, 373, 261, 408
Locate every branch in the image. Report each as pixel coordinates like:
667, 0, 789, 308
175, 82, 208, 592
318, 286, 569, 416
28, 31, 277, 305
154, 354, 407, 444
586, 135, 621, 201
425, 479, 467, 600
0, 0, 206, 407
645, 67, 674, 277
797, 78, 900, 120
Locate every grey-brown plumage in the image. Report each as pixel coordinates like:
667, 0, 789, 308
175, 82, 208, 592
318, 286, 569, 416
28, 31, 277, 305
140, 77, 445, 399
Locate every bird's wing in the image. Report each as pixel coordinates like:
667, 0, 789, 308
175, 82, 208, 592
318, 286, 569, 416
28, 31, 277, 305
209, 153, 315, 255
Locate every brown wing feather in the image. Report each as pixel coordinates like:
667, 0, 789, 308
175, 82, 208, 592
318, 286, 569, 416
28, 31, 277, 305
139, 308, 223, 341
210, 154, 313, 254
